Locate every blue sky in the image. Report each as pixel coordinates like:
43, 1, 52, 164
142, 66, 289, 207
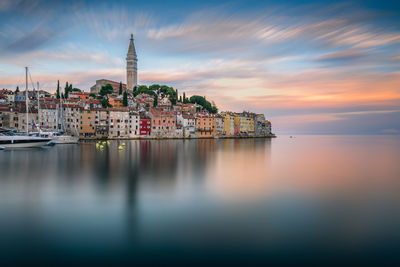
0, 0, 400, 134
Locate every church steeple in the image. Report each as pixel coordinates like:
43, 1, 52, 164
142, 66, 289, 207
126, 34, 138, 91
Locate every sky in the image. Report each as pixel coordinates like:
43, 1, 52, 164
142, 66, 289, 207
0, 0, 399, 134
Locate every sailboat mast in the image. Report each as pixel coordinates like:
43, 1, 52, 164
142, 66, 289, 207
37, 82, 40, 131
25, 67, 28, 134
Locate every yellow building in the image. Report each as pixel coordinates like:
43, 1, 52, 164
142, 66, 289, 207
234, 113, 255, 136
221, 112, 235, 136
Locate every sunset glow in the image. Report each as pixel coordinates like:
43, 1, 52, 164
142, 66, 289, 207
1, 0, 399, 134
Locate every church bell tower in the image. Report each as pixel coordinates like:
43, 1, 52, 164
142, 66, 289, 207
126, 34, 137, 91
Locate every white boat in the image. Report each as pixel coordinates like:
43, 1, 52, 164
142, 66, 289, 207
0, 134, 52, 148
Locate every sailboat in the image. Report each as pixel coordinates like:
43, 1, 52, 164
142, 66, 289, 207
0, 67, 52, 148
35, 82, 79, 144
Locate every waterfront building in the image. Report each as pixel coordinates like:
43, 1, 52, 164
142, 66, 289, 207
0, 106, 20, 129
39, 102, 58, 131
255, 114, 270, 136
108, 108, 130, 138
129, 111, 140, 138
150, 109, 176, 137
177, 112, 196, 138
17, 110, 39, 132
79, 109, 96, 138
196, 113, 216, 138
139, 116, 151, 136
234, 112, 255, 136
215, 115, 224, 136
126, 34, 138, 91
62, 104, 80, 136
94, 108, 109, 138
221, 112, 235, 136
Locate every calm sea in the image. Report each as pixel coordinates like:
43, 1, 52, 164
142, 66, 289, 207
0, 136, 400, 265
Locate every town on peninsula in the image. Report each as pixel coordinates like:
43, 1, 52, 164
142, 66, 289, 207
0, 35, 274, 140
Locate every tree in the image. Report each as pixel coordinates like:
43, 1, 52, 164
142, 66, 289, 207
153, 95, 158, 107
15, 86, 20, 95
135, 85, 156, 97
119, 82, 123, 95
56, 81, 60, 99
189, 95, 218, 113
99, 84, 114, 96
89, 93, 96, 98
71, 88, 81, 92
179, 96, 182, 103
137, 85, 148, 91
183, 92, 188, 103
122, 91, 128, 107
64, 82, 69, 98
149, 84, 160, 91
101, 97, 111, 108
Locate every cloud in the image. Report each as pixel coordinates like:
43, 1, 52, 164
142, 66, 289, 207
0, 1, 399, 134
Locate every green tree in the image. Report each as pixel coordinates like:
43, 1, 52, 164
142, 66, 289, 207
119, 82, 123, 95
56, 81, 60, 99
189, 95, 218, 113
71, 88, 81, 92
64, 82, 69, 98
15, 86, 20, 94
179, 96, 182, 103
99, 84, 114, 96
137, 85, 148, 91
89, 93, 96, 98
135, 85, 156, 97
122, 91, 128, 106
183, 92, 188, 103
101, 97, 111, 108
149, 84, 160, 91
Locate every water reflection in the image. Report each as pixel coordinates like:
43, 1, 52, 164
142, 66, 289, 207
0, 136, 400, 264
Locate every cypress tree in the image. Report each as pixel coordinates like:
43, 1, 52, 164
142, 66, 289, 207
56, 80, 60, 99
64, 82, 69, 98
119, 82, 123, 95
122, 91, 128, 106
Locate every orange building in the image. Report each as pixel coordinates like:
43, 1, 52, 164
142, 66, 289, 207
79, 109, 96, 137
69, 91, 91, 101
196, 114, 216, 138
109, 96, 123, 108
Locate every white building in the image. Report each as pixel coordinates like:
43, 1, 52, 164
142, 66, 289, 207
129, 111, 140, 138
108, 108, 130, 138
